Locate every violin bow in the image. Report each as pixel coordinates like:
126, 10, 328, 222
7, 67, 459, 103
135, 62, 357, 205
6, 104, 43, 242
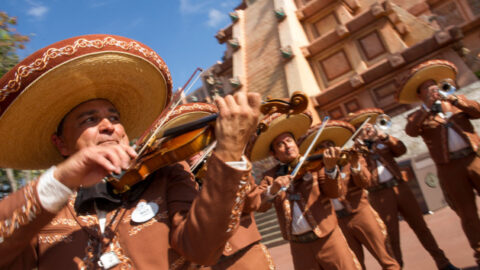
341, 116, 371, 151
190, 141, 217, 173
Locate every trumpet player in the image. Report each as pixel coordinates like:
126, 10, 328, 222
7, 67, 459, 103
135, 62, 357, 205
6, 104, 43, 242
398, 59, 480, 267
346, 109, 458, 270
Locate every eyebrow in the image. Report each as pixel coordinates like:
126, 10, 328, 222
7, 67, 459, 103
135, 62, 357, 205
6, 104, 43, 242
76, 108, 120, 120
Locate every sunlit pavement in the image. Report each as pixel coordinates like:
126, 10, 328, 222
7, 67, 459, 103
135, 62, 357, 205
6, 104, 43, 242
268, 199, 479, 270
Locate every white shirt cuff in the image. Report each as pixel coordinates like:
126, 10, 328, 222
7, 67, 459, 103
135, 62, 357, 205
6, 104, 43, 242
350, 163, 361, 173
225, 155, 248, 170
265, 185, 276, 200
37, 166, 74, 213
325, 166, 338, 179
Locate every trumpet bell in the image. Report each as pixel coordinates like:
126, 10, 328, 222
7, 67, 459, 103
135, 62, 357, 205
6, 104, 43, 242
376, 114, 391, 131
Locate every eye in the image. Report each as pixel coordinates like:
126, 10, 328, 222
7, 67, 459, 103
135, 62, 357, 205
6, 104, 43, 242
81, 116, 98, 125
108, 114, 120, 123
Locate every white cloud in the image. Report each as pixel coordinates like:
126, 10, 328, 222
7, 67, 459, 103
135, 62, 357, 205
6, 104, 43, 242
206, 8, 227, 28
180, 0, 210, 14
26, 0, 48, 20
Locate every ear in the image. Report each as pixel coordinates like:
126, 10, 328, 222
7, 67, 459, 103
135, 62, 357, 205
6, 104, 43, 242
51, 133, 69, 157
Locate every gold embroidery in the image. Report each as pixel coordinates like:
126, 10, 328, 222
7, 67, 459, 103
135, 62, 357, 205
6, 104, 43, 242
0, 182, 40, 243
128, 211, 168, 236
51, 218, 77, 227
169, 256, 187, 270
282, 199, 292, 240
259, 243, 276, 270
0, 36, 172, 103
226, 180, 250, 233
224, 241, 233, 253
39, 234, 73, 244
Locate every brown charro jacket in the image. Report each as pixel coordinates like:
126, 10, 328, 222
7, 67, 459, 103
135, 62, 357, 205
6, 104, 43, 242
337, 157, 372, 214
363, 135, 408, 186
0, 153, 252, 269
405, 95, 480, 164
219, 174, 263, 257
258, 161, 370, 241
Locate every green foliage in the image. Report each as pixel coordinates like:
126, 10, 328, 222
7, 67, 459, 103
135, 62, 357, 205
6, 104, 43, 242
0, 11, 29, 77
0, 11, 32, 198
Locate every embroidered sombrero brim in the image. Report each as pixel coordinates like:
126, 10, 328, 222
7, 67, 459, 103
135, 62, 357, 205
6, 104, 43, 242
246, 112, 312, 162
0, 34, 172, 169
298, 120, 355, 154
344, 108, 384, 128
396, 59, 457, 104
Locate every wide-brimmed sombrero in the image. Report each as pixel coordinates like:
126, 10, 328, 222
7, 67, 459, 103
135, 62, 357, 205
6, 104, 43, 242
246, 112, 312, 162
344, 108, 384, 128
396, 59, 457, 104
298, 120, 355, 154
0, 34, 172, 169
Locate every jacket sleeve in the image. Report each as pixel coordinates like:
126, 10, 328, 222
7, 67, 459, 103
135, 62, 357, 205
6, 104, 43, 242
405, 110, 429, 137
383, 135, 407, 157
241, 176, 263, 214
317, 168, 344, 198
168, 153, 252, 266
350, 157, 371, 188
454, 95, 480, 119
0, 181, 56, 267
256, 176, 275, 213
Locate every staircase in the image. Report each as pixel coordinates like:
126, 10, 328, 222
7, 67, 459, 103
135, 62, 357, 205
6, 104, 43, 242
254, 208, 287, 248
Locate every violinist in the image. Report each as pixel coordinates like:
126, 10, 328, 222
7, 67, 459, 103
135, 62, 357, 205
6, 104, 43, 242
0, 35, 261, 269
298, 120, 399, 270
399, 59, 480, 267
346, 108, 458, 270
167, 103, 275, 269
247, 112, 361, 270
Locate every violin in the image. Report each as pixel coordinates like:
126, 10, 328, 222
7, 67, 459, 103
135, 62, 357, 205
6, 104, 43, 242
107, 92, 310, 193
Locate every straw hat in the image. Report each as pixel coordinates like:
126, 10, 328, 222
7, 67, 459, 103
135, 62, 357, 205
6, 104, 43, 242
0, 34, 172, 169
396, 59, 457, 104
344, 108, 384, 128
246, 112, 312, 162
298, 120, 355, 154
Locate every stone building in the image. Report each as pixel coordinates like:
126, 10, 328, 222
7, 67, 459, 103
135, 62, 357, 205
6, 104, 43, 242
187, 0, 480, 248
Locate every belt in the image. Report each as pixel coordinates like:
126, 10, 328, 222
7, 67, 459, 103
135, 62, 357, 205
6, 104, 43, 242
290, 230, 319, 243
368, 178, 399, 192
449, 147, 474, 160
335, 209, 352, 218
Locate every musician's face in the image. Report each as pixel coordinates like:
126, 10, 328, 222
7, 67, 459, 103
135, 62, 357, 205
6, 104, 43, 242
52, 99, 130, 157
418, 80, 441, 107
271, 132, 299, 163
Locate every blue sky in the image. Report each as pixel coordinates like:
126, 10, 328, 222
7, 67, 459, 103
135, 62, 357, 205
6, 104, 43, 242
2, 0, 238, 90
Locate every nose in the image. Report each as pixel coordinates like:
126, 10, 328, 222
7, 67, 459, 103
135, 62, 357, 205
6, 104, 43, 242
98, 117, 115, 133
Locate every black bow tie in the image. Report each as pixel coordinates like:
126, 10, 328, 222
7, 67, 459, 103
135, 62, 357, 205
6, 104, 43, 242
74, 176, 153, 214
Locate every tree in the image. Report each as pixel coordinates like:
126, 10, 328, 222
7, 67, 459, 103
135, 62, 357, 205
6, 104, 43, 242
0, 11, 33, 198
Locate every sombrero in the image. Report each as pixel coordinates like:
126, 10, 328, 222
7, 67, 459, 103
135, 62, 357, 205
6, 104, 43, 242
246, 112, 312, 162
298, 120, 355, 154
344, 108, 384, 128
396, 59, 457, 104
0, 34, 172, 169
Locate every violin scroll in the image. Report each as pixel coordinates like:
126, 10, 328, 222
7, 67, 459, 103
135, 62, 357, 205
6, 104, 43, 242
260, 91, 308, 116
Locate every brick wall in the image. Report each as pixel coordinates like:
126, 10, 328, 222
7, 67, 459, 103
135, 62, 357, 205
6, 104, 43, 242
244, 0, 289, 98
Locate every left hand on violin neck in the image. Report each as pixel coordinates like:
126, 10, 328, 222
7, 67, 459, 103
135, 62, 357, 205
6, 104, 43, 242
214, 92, 261, 162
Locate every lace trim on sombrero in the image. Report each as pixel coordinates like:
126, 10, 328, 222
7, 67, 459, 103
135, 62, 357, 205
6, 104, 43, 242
0, 36, 172, 103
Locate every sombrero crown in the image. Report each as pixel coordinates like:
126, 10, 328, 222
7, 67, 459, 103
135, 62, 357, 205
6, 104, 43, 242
396, 59, 457, 104
0, 34, 172, 169
344, 108, 384, 128
298, 120, 355, 154
246, 111, 312, 162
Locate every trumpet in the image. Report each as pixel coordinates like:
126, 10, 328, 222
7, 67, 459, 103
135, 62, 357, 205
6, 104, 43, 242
438, 80, 456, 99
375, 114, 391, 131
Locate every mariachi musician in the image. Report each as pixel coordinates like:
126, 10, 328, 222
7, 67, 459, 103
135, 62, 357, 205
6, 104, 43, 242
397, 59, 480, 267
0, 34, 261, 269
298, 120, 399, 270
346, 108, 458, 270
247, 112, 362, 270
163, 103, 275, 269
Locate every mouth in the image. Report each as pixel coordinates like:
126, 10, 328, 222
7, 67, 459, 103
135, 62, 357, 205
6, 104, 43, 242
98, 140, 119, 145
